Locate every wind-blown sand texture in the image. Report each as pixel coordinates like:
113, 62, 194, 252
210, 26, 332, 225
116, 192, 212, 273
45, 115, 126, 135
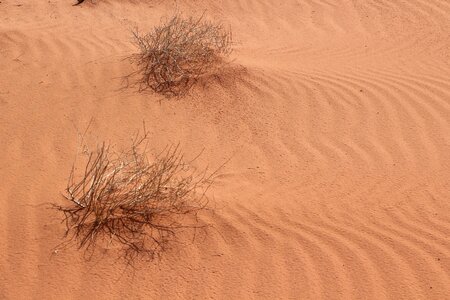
1, 0, 450, 299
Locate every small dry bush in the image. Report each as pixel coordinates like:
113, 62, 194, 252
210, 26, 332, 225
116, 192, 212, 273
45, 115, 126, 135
53, 129, 213, 261
130, 14, 232, 97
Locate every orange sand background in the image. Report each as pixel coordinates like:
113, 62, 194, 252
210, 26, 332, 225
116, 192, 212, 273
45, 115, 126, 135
1, 0, 450, 299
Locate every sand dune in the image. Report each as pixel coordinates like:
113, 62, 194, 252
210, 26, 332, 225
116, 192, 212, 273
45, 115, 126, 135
1, 0, 450, 299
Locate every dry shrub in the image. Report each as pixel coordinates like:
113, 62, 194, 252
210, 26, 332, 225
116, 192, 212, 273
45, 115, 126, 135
130, 14, 232, 97
53, 129, 214, 261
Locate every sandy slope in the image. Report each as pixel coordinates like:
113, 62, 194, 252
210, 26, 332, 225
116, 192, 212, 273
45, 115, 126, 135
1, 0, 450, 299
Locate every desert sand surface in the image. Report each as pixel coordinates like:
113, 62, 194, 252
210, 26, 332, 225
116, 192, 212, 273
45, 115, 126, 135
1, 0, 450, 299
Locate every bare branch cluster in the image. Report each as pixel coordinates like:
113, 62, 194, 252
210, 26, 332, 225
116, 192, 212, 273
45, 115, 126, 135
53, 129, 212, 261
130, 14, 232, 96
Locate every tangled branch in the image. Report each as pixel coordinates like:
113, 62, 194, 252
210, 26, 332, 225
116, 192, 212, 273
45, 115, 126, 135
53, 129, 214, 261
129, 14, 233, 97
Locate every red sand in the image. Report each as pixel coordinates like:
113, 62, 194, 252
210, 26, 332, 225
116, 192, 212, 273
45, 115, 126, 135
1, 1, 450, 298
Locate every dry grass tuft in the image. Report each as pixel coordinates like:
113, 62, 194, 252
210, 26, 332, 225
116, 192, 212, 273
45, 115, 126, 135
53, 128, 214, 261
129, 14, 232, 97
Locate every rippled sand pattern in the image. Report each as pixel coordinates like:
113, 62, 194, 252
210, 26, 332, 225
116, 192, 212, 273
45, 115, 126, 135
1, 1, 449, 299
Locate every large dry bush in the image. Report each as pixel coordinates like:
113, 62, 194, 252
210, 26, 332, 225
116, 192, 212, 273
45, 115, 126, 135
130, 14, 232, 96
53, 129, 214, 261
